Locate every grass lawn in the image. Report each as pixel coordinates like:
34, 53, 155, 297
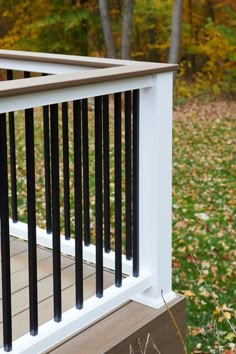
9, 98, 235, 353
172, 99, 236, 353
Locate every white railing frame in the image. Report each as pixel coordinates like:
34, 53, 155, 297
0, 50, 177, 353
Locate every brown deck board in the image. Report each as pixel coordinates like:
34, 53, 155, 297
0, 252, 74, 298
0, 237, 186, 353
0, 237, 115, 348
49, 296, 186, 354
0, 238, 28, 260
8, 246, 52, 275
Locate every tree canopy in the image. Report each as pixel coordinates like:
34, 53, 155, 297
0, 0, 235, 98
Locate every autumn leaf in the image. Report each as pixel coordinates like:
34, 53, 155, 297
223, 312, 232, 320
172, 260, 181, 269
187, 253, 197, 264
175, 220, 187, 228
195, 212, 210, 221
224, 332, 236, 341
181, 290, 195, 297
188, 326, 205, 336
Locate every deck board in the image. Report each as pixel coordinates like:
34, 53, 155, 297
0, 237, 115, 348
48, 296, 186, 354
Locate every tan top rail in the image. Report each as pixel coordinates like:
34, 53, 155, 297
0, 50, 177, 98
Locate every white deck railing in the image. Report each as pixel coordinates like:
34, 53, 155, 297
0, 50, 177, 353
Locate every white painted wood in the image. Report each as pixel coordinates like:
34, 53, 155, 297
0, 58, 95, 74
0, 49, 177, 69
0, 75, 153, 114
132, 72, 177, 308
0, 272, 152, 354
9, 220, 133, 275
1, 61, 177, 350
0, 49, 129, 66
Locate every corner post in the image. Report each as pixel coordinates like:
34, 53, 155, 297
132, 71, 176, 308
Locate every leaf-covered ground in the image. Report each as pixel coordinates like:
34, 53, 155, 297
172, 99, 236, 353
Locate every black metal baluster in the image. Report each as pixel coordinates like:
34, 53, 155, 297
24, 71, 30, 79
82, 99, 90, 246
0, 113, 12, 352
62, 102, 70, 240
103, 95, 111, 253
114, 92, 122, 287
25, 107, 38, 335
95, 96, 103, 297
73, 100, 83, 309
7, 69, 18, 223
50, 104, 62, 322
42, 73, 52, 234
125, 91, 132, 260
43, 104, 52, 233
133, 90, 140, 277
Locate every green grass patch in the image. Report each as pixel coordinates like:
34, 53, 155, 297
172, 104, 236, 353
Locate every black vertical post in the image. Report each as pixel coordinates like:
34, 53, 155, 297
50, 104, 62, 322
42, 72, 52, 234
133, 90, 140, 277
125, 91, 132, 260
43, 104, 52, 234
95, 96, 103, 297
73, 100, 83, 309
114, 92, 122, 287
25, 107, 38, 335
103, 95, 111, 253
24, 71, 30, 79
7, 69, 18, 223
62, 102, 71, 240
0, 113, 12, 352
82, 99, 90, 246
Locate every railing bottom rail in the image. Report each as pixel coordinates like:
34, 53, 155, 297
9, 220, 133, 276
0, 270, 152, 354
5, 220, 177, 354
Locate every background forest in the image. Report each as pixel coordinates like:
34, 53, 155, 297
0, 1, 235, 353
0, 0, 235, 100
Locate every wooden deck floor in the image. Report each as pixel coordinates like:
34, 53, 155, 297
0, 237, 186, 353
0, 237, 115, 349
48, 295, 186, 354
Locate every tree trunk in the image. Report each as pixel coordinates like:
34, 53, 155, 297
98, 0, 116, 58
207, 0, 215, 22
168, 0, 183, 64
121, 0, 134, 60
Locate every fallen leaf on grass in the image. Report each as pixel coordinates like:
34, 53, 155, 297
218, 311, 232, 322
175, 220, 187, 228
187, 253, 197, 263
222, 304, 235, 312
188, 326, 205, 336
224, 332, 236, 341
181, 290, 195, 297
172, 260, 181, 269
223, 311, 232, 320
195, 212, 210, 221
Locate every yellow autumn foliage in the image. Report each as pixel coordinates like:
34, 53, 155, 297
0, 0, 235, 99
